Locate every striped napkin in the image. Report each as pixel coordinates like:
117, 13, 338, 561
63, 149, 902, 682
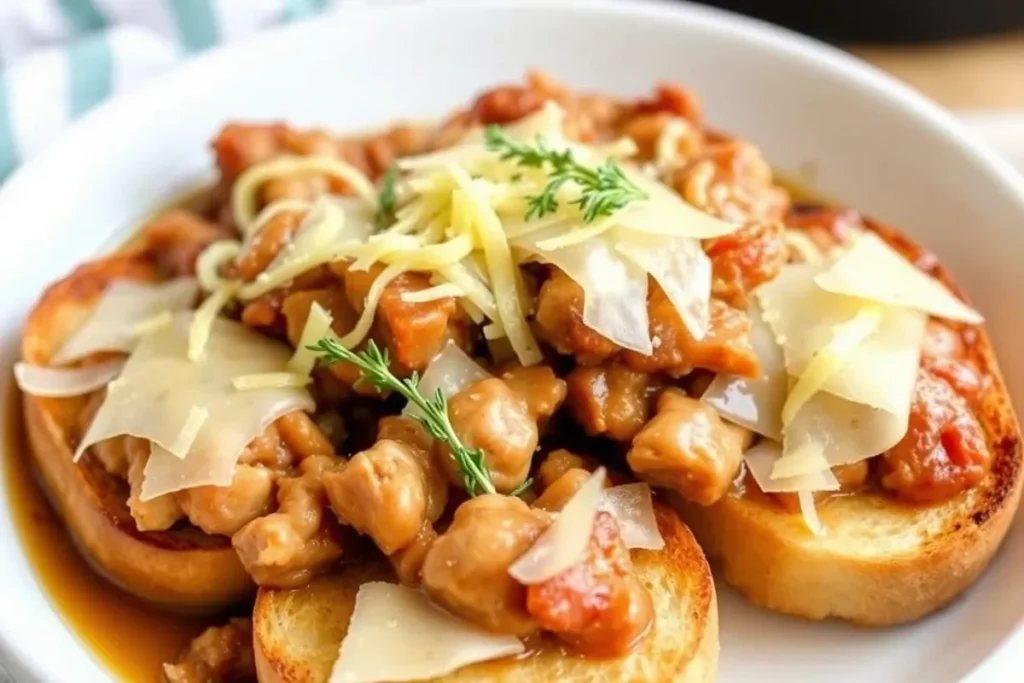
0, 0, 349, 181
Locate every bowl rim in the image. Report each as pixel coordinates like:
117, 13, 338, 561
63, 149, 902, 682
2, 1, 1023, 681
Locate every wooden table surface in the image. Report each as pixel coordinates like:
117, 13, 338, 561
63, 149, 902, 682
851, 31, 1024, 110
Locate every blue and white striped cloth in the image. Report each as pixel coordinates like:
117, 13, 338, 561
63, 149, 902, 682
0, 0, 356, 181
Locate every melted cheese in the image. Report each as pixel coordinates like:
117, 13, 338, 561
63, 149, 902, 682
76, 314, 313, 499
53, 278, 198, 363
14, 360, 125, 398
329, 582, 524, 683
509, 467, 606, 585
814, 232, 983, 323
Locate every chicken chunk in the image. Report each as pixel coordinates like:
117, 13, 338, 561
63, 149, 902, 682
232, 454, 345, 588
324, 418, 447, 555
179, 465, 276, 536
138, 210, 232, 279
344, 265, 470, 372
421, 495, 550, 636
441, 378, 538, 494
389, 521, 438, 586
534, 468, 595, 512
499, 365, 568, 422
621, 291, 760, 378
124, 436, 184, 531
534, 269, 619, 365
536, 449, 597, 491
566, 363, 663, 441
162, 618, 255, 683
627, 389, 753, 505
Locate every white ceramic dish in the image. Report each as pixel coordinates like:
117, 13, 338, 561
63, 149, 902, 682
1, 1, 1023, 681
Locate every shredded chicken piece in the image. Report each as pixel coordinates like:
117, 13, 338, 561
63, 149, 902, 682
162, 618, 255, 683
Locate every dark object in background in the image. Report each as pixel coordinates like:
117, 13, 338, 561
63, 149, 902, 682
699, 0, 1024, 44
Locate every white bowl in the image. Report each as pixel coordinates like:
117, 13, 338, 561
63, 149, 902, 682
1, 1, 1023, 681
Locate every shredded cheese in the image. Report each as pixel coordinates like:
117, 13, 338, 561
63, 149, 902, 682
130, 310, 174, 338
195, 240, 243, 292
400, 282, 465, 304
288, 301, 335, 377
188, 284, 238, 361
232, 372, 311, 390
167, 406, 209, 459
231, 156, 375, 230
798, 490, 824, 536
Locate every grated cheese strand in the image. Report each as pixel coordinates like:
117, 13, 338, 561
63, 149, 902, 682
195, 240, 243, 292
166, 406, 208, 460
188, 285, 238, 361
338, 263, 410, 350
288, 301, 336, 376
231, 156, 374, 231
798, 489, 824, 536
232, 372, 312, 391
400, 282, 466, 304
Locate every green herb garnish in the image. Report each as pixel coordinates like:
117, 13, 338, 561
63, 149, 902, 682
374, 165, 399, 229
483, 126, 647, 223
309, 337, 497, 496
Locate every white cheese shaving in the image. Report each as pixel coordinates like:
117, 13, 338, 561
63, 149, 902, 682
399, 282, 465, 304
75, 314, 313, 498
742, 440, 839, 493
814, 232, 983, 323
14, 360, 125, 398
702, 303, 786, 441
403, 342, 491, 419
597, 483, 665, 550
53, 278, 198, 364
329, 582, 524, 683
232, 372, 311, 390
509, 467, 606, 585
616, 231, 711, 340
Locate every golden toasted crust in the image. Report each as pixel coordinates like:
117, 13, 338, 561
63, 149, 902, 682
675, 217, 1023, 626
253, 505, 718, 683
21, 254, 253, 609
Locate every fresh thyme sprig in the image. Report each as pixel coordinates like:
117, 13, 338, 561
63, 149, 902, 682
374, 165, 399, 230
483, 126, 647, 223
309, 337, 498, 496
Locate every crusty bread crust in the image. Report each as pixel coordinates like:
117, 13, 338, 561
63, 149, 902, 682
675, 217, 1023, 626
21, 255, 253, 609
253, 505, 718, 683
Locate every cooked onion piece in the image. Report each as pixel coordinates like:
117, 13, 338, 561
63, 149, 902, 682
702, 303, 786, 441
509, 468, 606, 585
53, 277, 199, 363
403, 342, 491, 419
598, 482, 665, 550
329, 582, 524, 683
14, 360, 125, 398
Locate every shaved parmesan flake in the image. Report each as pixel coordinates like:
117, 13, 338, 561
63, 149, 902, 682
781, 229, 825, 264
404, 342, 490, 419
232, 156, 375, 230
509, 468, 606, 585
814, 232, 983, 323
288, 301, 335, 377
195, 240, 242, 292
188, 284, 237, 361
76, 314, 313, 498
616, 231, 711, 340
770, 442, 830, 480
598, 483, 664, 550
616, 166, 739, 239
756, 264, 927, 468
780, 304, 883, 427
232, 372, 311, 390
14, 360, 125, 398
329, 582, 524, 683
519, 232, 651, 355
53, 278, 199, 363
534, 217, 616, 251
702, 304, 786, 440
743, 440, 839, 493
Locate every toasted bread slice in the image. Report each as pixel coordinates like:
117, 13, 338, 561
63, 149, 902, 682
675, 218, 1023, 626
21, 254, 253, 609
253, 505, 718, 683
